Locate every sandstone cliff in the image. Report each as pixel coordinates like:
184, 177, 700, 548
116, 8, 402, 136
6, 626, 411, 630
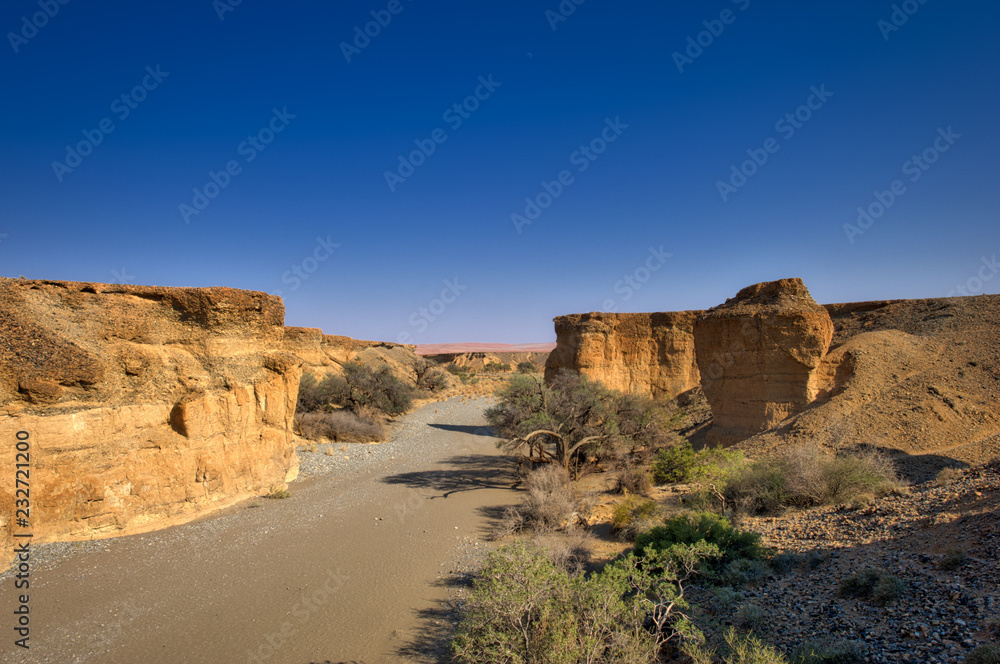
544, 311, 702, 401
0, 279, 302, 566
284, 327, 424, 384
425, 351, 550, 373
694, 279, 834, 443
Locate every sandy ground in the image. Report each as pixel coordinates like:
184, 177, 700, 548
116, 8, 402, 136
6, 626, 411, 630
0, 397, 515, 664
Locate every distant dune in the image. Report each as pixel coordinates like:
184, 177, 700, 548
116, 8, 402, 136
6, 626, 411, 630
415, 342, 556, 355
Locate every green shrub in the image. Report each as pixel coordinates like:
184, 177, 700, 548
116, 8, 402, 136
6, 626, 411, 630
339, 361, 412, 415
685, 629, 789, 664
651, 441, 744, 485
414, 358, 449, 393
451, 540, 720, 664
484, 361, 511, 373
837, 568, 904, 605
611, 496, 659, 541
791, 637, 866, 663
486, 372, 672, 471
517, 360, 536, 374
734, 602, 768, 632
719, 557, 771, 587
296, 372, 350, 413
634, 512, 762, 576
967, 644, 1000, 664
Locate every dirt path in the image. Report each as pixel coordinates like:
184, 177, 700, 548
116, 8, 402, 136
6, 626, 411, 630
0, 397, 514, 664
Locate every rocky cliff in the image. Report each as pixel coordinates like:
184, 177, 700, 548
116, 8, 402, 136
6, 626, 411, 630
694, 279, 834, 443
0, 279, 302, 567
544, 311, 702, 401
546, 280, 1000, 465
284, 327, 421, 383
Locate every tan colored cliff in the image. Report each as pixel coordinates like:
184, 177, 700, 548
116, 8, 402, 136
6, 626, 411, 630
284, 327, 421, 383
693, 279, 834, 443
544, 311, 702, 400
0, 279, 302, 567
424, 351, 550, 373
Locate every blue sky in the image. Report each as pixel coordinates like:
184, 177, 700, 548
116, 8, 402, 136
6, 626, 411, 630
1, 0, 997, 344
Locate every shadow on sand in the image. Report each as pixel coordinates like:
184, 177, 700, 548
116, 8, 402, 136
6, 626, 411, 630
382, 454, 517, 498
427, 423, 496, 437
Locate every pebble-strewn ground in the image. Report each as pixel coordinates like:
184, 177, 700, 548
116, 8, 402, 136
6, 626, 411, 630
689, 463, 1000, 663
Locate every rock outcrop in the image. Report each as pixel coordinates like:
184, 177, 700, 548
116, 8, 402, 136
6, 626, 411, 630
544, 311, 702, 400
693, 278, 834, 443
0, 279, 302, 567
424, 351, 550, 373
284, 327, 421, 383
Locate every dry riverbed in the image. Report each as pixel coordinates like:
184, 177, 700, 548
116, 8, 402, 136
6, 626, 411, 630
0, 397, 511, 664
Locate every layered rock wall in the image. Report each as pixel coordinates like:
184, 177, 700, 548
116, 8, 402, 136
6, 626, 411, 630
0, 279, 302, 566
544, 311, 702, 400
693, 279, 834, 443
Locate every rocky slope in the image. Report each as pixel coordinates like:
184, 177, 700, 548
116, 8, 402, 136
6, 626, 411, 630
545, 311, 702, 401
284, 326, 420, 382
0, 279, 302, 566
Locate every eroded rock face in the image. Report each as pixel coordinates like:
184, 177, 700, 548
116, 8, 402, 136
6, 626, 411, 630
0, 279, 302, 566
284, 327, 420, 382
694, 278, 834, 443
544, 311, 702, 400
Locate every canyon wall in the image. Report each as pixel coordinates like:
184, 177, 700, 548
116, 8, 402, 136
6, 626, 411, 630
544, 311, 702, 401
693, 278, 834, 443
546, 279, 1000, 459
0, 279, 302, 566
284, 327, 421, 383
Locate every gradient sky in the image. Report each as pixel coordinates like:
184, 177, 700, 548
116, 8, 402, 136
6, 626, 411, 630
1, 0, 997, 344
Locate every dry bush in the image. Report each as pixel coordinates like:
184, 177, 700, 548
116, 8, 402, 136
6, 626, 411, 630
491, 465, 577, 538
615, 465, 653, 495
522, 465, 577, 532
296, 410, 387, 443
933, 466, 964, 487
725, 444, 903, 514
531, 530, 594, 575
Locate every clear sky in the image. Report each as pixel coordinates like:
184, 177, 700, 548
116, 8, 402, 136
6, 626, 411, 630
1, 0, 997, 344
